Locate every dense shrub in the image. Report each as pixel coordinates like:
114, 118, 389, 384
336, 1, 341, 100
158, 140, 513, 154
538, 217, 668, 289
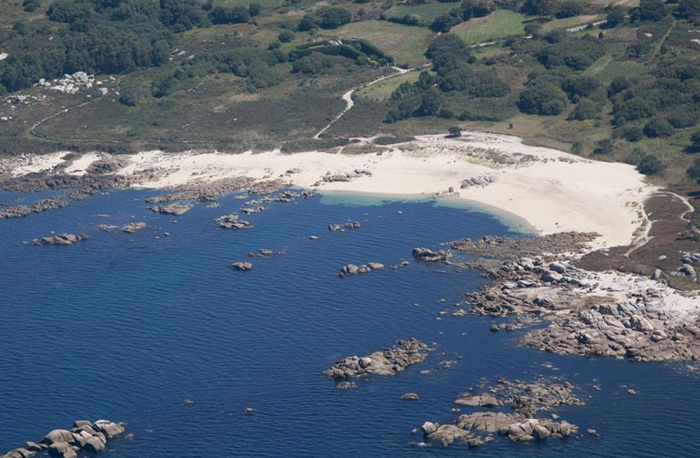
637, 154, 665, 175
568, 99, 598, 120
643, 117, 674, 138
426, 34, 472, 71
278, 30, 295, 43
518, 82, 568, 115
667, 107, 700, 128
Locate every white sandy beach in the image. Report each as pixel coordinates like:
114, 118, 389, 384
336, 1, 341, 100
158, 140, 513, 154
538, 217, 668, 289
5, 132, 656, 251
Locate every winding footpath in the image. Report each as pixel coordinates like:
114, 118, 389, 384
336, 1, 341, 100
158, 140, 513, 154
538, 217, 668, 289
314, 66, 411, 139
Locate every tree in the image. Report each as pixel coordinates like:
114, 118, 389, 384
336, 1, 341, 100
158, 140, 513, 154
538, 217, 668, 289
667, 107, 700, 128
687, 157, 700, 183
637, 155, 665, 175
605, 6, 625, 28
430, 13, 460, 32
677, 0, 700, 19
643, 117, 674, 138
518, 82, 568, 115
690, 130, 700, 149
521, 0, 560, 16
416, 88, 444, 116
556, 1, 585, 18
568, 99, 598, 120
592, 138, 614, 155
426, 34, 472, 71
249, 3, 261, 17
619, 125, 644, 142
638, 0, 667, 21
448, 125, 462, 137
278, 30, 295, 43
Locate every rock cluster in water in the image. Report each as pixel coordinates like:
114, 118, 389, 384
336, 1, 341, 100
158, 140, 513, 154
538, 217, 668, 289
148, 203, 191, 216
98, 222, 147, 233
32, 233, 88, 246
412, 247, 452, 262
2, 420, 125, 458
216, 214, 253, 229
0, 196, 70, 219
420, 377, 580, 448
231, 262, 253, 271
324, 338, 428, 381
338, 262, 384, 277
328, 221, 361, 231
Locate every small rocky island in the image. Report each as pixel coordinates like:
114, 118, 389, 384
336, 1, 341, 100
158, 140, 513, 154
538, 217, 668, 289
420, 377, 581, 448
323, 338, 427, 384
2, 419, 125, 458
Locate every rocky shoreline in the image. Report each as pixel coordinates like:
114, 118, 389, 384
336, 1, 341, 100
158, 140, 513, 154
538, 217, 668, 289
450, 234, 700, 362
2, 420, 125, 458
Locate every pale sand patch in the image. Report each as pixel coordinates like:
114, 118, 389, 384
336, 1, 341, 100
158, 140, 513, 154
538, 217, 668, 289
2, 132, 656, 251
65, 152, 102, 175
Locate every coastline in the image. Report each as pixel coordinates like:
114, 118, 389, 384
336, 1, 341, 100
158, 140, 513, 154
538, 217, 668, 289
318, 190, 537, 236
0, 131, 655, 252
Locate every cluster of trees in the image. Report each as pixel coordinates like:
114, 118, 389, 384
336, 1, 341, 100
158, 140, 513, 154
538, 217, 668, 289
430, 0, 495, 32
0, 0, 273, 94
386, 35, 509, 122
297, 7, 352, 31
208, 3, 260, 25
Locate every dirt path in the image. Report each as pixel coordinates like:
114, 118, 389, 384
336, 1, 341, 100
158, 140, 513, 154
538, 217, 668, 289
624, 190, 695, 258
313, 66, 410, 139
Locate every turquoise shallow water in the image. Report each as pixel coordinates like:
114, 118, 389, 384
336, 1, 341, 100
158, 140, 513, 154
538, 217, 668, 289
0, 189, 699, 457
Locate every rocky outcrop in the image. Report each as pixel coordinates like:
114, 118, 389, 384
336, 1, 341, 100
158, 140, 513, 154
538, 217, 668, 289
32, 233, 88, 246
0, 196, 69, 219
321, 169, 372, 183
329, 221, 361, 231
323, 338, 428, 381
401, 392, 420, 400
461, 175, 497, 188
231, 262, 253, 271
148, 203, 191, 216
98, 222, 147, 233
412, 248, 452, 262
2, 420, 124, 458
248, 248, 284, 258
338, 262, 384, 277
216, 214, 253, 229
421, 377, 581, 448
454, 394, 502, 408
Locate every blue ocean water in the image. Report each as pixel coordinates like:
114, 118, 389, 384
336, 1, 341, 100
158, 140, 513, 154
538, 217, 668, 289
0, 189, 699, 457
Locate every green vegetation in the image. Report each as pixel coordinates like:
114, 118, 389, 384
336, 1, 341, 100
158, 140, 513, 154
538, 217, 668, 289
1, 0, 700, 188
451, 10, 528, 44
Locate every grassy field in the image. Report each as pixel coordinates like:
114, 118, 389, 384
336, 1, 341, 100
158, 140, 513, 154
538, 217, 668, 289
386, 3, 456, 23
583, 56, 648, 84
451, 10, 528, 45
540, 14, 603, 32
329, 21, 433, 67
356, 71, 420, 101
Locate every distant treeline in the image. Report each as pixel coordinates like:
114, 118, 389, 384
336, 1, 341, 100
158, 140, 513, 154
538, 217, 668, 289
0, 0, 263, 94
